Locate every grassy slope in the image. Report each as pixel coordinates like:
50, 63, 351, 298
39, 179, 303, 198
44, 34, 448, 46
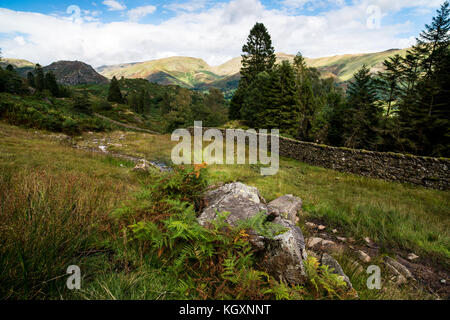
1, 123, 448, 299
75, 130, 450, 265
0, 58, 35, 68
98, 57, 216, 88
96, 49, 408, 91
306, 49, 409, 81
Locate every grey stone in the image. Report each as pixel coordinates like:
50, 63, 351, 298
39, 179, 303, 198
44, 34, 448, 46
357, 250, 371, 263
267, 194, 302, 224
262, 217, 307, 284
321, 253, 353, 289
133, 159, 151, 172
384, 256, 414, 284
198, 182, 308, 285
197, 182, 268, 227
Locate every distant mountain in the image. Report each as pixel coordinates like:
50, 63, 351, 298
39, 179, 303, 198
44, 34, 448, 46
305, 48, 409, 81
1, 58, 35, 77
96, 49, 408, 95
44, 61, 109, 85
97, 56, 220, 88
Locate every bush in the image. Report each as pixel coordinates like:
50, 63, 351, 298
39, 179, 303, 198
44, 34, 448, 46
93, 100, 112, 112
62, 118, 81, 136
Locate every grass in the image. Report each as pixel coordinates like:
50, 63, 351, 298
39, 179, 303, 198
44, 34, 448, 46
0, 122, 448, 300
74, 129, 450, 265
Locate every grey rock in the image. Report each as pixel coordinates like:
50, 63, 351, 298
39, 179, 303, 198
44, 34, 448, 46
198, 182, 307, 285
133, 159, 151, 172
357, 250, 371, 263
384, 256, 414, 284
197, 182, 268, 227
321, 253, 353, 289
262, 217, 308, 284
267, 194, 302, 224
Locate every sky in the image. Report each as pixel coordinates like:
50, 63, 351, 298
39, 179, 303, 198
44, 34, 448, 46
0, 0, 444, 67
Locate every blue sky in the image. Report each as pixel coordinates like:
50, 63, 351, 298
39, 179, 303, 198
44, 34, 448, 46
0, 0, 443, 67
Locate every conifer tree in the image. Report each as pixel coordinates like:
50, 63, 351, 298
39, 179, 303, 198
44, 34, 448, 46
34, 64, 45, 92
397, 1, 450, 156
259, 61, 300, 136
344, 65, 382, 149
27, 72, 35, 88
376, 54, 403, 117
241, 71, 270, 127
293, 52, 317, 141
107, 76, 124, 103
230, 22, 276, 120
44, 72, 59, 97
240, 22, 276, 84
73, 91, 92, 115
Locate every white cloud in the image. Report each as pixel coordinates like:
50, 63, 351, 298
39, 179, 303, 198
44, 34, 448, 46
0, 0, 437, 68
127, 5, 157, 22
102, 0, 126, 11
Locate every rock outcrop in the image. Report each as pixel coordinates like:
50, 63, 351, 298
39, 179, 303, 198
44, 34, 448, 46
267, 194, 302, 224
44, 61, 109, 85
321, 253, 353, 289
198, 182, 307, 285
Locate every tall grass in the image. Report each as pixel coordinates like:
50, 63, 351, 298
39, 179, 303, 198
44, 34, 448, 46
0, 123, 137, 299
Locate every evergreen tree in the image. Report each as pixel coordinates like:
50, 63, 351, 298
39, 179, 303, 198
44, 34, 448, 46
240, 71, 270, 127
107, 76, 124, 103
240, 22, 276, 84
231, 22, 276, 120
27, 72, 35, 88
344, 65, 382, 149
128, 91, 139, 112
6, 64, 14, 73
166, 88, 193, 132
204, 88, 228, 126
397, 1, 450, 156
34, 64, 45, 92
161, 91, 173, 115
229, 86, 245, 120
73, 91, 92, 115
376, 54, 403, 117
44, 72, 59, 97
259, 61, 300, 136
293, 52, 317, 141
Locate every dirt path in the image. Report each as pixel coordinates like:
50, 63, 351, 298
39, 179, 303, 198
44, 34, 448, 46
94, 113, 161, 135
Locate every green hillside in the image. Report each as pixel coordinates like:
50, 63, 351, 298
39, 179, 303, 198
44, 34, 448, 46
96, 49, 408, 94
306, 48, 409, 81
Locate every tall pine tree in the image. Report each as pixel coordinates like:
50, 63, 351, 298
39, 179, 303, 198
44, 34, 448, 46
230, 22, 276, 120
344, 65, 382, 149
397, 1, 450, 156
107, 76, 124, 103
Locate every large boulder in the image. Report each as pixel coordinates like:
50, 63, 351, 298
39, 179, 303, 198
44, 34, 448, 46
197, 182, 308, 285
262, 217, 307, 284
198, 182, 268, 227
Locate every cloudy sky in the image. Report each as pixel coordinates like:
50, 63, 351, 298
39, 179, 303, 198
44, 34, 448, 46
0, 0, 443, 67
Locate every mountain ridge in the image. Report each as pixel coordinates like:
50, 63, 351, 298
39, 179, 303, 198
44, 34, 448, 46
2, 48, 409, 94
94, 48, 409, 95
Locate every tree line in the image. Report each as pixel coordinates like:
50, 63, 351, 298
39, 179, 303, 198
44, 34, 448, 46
230, 2, 449, 157
106, 75, 229, 132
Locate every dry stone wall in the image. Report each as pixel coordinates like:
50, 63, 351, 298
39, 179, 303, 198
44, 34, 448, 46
187, 127, 449, 190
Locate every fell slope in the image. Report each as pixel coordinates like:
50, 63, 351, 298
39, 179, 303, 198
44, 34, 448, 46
96, 49, 408, 93
44, 61, 109, 85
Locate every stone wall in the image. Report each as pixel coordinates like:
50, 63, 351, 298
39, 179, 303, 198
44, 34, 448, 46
187, 127, 450, 190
